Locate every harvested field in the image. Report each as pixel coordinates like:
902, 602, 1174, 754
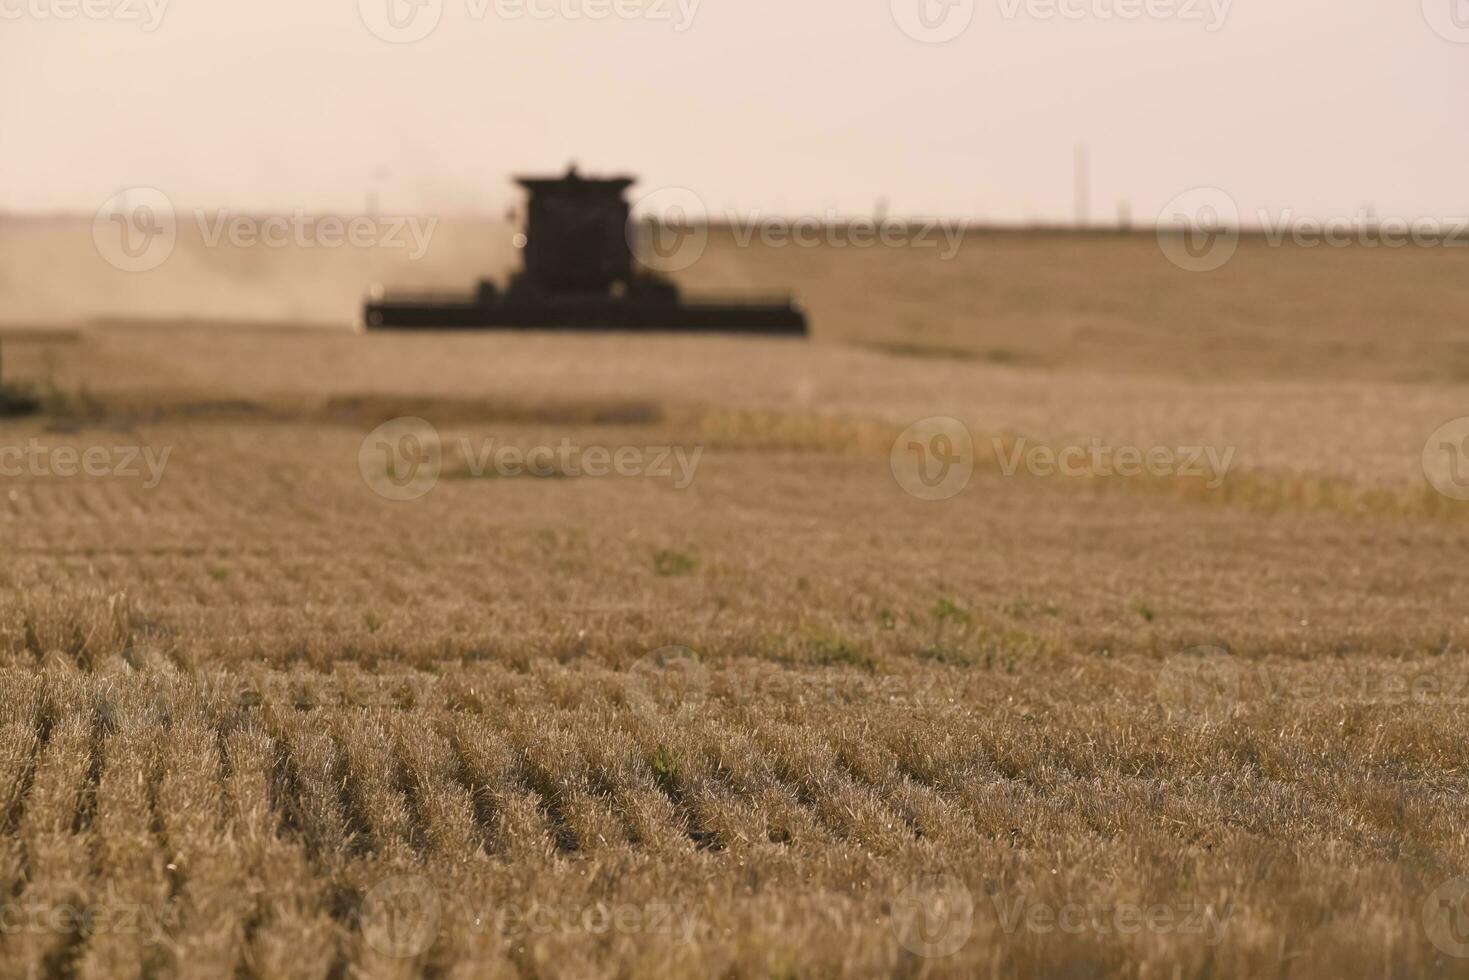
1, 229, 1468, 977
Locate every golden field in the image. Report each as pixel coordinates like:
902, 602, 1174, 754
0, 217, 1467, 978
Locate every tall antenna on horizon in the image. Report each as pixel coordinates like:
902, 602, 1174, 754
367, 165, 390, 218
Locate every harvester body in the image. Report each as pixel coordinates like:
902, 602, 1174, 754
364, 167, 807, 335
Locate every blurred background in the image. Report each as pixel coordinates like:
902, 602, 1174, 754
2, 0, 1466, 221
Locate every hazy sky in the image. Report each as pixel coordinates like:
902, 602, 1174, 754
3, 0, 1467, 222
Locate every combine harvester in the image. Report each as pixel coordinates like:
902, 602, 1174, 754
363, 167, 807, 336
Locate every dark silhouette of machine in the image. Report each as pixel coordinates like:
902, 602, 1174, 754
364, 167, 807, 335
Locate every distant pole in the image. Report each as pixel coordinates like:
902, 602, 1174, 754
1073, 144, 1090, 229
1117, 200, 1131, 231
